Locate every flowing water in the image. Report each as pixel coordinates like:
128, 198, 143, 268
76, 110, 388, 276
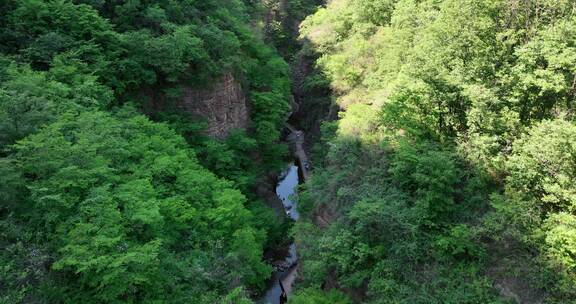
260, 164, 300, 304
276, 164, 300, 221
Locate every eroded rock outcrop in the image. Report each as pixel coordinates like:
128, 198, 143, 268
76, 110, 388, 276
176, 72, 249, 139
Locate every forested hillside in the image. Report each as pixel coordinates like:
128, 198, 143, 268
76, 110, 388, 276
2, 0, 576, 304
291, 0, 576, 303
0, 0, 294, 303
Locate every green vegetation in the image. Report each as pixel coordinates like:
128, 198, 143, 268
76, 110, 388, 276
289, 288, 352, 304
1, 109, 269, 303
3, 0, 576, 303
293, 0, 576, 303
260, 0, 323, 59
0, 0, 294, 167
0, 0, 295, 302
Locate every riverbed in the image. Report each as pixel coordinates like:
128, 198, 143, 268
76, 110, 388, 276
260, 164, 300, 304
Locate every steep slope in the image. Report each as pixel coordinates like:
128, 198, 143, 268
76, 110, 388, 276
290, 0, 576, 303
0, 0, 295, 303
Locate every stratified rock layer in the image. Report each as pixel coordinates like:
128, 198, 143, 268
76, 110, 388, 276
177, 72, 249, 139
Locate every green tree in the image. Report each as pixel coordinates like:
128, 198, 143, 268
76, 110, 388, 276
5, 110, 270, 302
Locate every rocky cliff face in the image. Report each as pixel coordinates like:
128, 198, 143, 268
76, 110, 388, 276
176, 72, 249, 139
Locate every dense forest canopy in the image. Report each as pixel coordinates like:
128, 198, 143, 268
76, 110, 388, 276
292, 0, 576, 303
2, 0, 576, 303
0, 0, 295, 302
0, 0, 293, 167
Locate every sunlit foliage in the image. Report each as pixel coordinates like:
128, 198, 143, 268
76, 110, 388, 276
295, 0, 576, 302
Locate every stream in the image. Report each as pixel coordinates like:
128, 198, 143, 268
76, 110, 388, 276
260, 163, 301, 304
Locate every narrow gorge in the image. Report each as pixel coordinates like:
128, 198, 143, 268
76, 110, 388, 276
3, 1, 576, 304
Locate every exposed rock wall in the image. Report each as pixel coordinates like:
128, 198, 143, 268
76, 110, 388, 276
176, 72, 249, 139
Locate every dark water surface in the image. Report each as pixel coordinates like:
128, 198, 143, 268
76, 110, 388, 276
260, 164, 300, 304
